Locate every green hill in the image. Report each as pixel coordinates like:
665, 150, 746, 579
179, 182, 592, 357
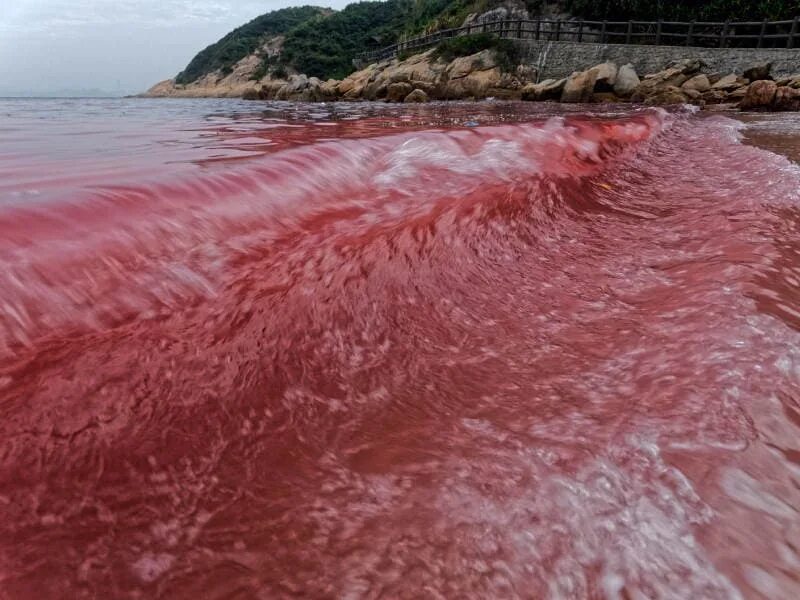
175, 0, 800, 84
175, 6, 327, 84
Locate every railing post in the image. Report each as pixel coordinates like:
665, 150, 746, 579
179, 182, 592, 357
720, 20, 729, 48
535, 19, 541, 41
686, 20, 695, 46
626, 20, 633, 44
758, 19, 767, 48
601, 20, 607, 44
655, 20, 662, 45
577, 20, 583, 42
517, 19, 522, 39
788, 16, 798, 49
554, 20, 561, 41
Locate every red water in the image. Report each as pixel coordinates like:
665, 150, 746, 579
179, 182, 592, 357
1, 99, 800, 599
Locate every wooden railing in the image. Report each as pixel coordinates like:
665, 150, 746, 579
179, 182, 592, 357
355, 17, 800, 64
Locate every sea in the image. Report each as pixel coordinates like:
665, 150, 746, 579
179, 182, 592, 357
1, 97, 800, 598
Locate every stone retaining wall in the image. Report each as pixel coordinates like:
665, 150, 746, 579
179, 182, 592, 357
516, 40, 800, 80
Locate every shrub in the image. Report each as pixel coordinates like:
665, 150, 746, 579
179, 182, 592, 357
431, 33, 520, 71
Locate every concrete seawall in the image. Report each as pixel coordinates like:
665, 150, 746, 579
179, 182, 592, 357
515, 40, 800, 80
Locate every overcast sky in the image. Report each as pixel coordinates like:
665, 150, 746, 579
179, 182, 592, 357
0, 0, 350, 95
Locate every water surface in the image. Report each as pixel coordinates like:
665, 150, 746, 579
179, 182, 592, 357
1, 98, 800, 599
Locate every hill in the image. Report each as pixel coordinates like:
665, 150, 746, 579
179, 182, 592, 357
149, 0, 800, 95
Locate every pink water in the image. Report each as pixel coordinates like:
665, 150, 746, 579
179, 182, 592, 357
1, 98, 800, 599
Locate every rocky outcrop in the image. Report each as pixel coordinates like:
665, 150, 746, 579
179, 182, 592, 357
613, 64, 640, 97
142, 44, 276, 98
404, 89, 429, 103
740, 80, 777, 109
681, 74, 710, 93
561, 69, 598, 103
149, 40, 800, 112
521, 78, 566, 101
743, 62, 772, 82
387, 82, 414, 102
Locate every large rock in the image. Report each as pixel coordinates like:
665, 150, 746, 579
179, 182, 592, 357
386, 81, 413, 102
337, 63, 379, 99
739, 79, 778, 110
446, 50, 497, 79
711, 73, 742, 91
561, 69, 598, 103
701, 89, 731, 105
404, 88, 429, 103
521, 78, 566, 101
458, 67, 503, 97
774, 85, 800, 111
383, 51, 442, 85
683, 88, 703, 102
589, 62, 618, 92
613, 64, 640, 97
320, 79, 339, 99
743, 62, 772, 82
644, 86, 689, 106
681, 74, 711, 93
633, 67, 690, 100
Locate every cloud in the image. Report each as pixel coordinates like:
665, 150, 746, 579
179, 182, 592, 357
0, 0, 348, 93
1, 1, 282, 34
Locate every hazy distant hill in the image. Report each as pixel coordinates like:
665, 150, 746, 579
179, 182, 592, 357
0, 88, 126, 98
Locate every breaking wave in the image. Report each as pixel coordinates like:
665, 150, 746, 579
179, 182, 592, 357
2, 101, 800, 599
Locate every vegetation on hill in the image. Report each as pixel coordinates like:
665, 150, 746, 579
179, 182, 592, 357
564, 0, 800, 21
175, 6, 325, 84
175, 0, 800, 85
430, 33, 521, 69
278, 0, 411, 80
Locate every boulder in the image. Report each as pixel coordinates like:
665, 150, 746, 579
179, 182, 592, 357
681, 74, 711, 93
739, 80, 777, 110
743, 62, 772, 82
728, 87, 748, 101
386, 81, 413, 102
446, 50, 497, 79
634, 67, 689, 100
711, 73, 741, 91
561, 69, 598, 103
644, 86, 689, 105
613, 64, 640, 97
774, 85, 800, 111
337, 63, 379, 99
257, 79, 284, 100
404, 88, 429, 103
320, 79, 340, 99
683, 88, 702, 101
521, 78, 566, 101
589, 62, 618, 92
701, 89, 731, 105
457, 67, 503, 97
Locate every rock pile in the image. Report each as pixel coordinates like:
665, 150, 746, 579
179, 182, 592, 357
255, 49, 534, 103
249, 51, 800, 111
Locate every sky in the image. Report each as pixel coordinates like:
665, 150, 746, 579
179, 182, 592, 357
0, 0, 350, 95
